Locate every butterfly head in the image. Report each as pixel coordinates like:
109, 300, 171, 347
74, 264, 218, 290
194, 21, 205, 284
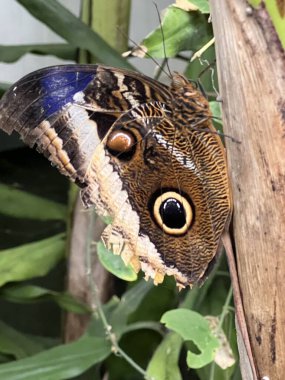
170, 73, 212, 125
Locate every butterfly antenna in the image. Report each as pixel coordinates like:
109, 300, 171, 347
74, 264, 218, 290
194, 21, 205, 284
153, 2, 172, 77
117, 27, 171, 80
198, 58, 219, 97
126, 34, 171, 79
198, 59, 216, 80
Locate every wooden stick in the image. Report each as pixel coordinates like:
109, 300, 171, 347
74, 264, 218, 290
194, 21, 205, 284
210, 0, 285, 378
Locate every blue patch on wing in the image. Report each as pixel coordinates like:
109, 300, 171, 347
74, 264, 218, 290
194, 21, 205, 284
40, 71, 94, 118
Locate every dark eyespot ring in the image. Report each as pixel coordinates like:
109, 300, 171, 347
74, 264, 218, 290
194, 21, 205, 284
106, 129, 136, 160
152, 191, 193, 235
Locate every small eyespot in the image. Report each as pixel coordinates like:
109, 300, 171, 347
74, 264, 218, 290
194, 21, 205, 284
152, 191, 193, 235
106, 129, 136, 160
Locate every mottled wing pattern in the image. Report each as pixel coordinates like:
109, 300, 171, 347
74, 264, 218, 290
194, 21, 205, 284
0, 65, 232, 288
90, 82, 232, 287
0, 65, 170, 186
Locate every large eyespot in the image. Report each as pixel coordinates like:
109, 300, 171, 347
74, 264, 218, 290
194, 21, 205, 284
152, 191, 194, 235
106, 129, 136, 160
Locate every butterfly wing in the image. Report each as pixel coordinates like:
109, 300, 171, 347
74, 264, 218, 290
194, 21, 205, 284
88, 99, 232, 288
0, 65, 232, 288
0, 64, 170, 186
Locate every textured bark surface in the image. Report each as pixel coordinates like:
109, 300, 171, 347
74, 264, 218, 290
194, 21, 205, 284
210, 1, 285, 379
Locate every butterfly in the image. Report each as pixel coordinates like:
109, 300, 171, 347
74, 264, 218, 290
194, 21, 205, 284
0, 64, 232, 288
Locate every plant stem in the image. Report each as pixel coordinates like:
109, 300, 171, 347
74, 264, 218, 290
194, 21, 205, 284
209, 285, 233, 380
85, 212, 150, 379
218, 285, 233, 330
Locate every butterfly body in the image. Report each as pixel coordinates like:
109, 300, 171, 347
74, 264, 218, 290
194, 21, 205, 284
0, 65, 232, 288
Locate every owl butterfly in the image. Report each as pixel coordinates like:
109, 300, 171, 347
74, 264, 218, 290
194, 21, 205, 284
0, 65, 232, 288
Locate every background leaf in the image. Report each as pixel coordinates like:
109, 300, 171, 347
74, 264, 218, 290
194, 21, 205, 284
0, 320, 46, 359
0, 83, 10, 97
0, 184, 67, 220
0, 336, 111, 380
146, 332, 183, 380
16, 0, 134, 69
264, 0, 285, 49
0, 44, 76, 63
97, 242, 137, 282
130, 5, 212, 58
109, 280, 153, 337
175, 0, 210, 13
0, 234, 65, 287
1, 285, 90, 314
161, 309, 220, 369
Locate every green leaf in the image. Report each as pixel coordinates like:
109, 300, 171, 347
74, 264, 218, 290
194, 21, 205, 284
131, 5, 212, 58
110, 280, 153, 337
97, 242, 137, 282
121, 321, 163, 335
0, 233, 65, 287
16, 0, 134, 70
0, 336, 111, 380
176, 0, 210, 14
210, 101, 223, 130
161, 309, 220, 369
244, 1, 284, 49
248, 0, 261, 6
146, 332, 183, 380
0, 320, 45, 359
0, 83, 10, 97
0, 184, 67, 220
210, 101, 221, 120
264, 0, 285, 49
1, 285, 90, 314
0, 44, 76, 63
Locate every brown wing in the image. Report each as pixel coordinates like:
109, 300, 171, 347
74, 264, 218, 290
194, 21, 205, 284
0, 64, 171, 186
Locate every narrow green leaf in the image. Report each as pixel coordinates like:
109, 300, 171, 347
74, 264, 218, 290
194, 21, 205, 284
0, 320, 45, 359
0, 83, 10, 97
0, 184, 67, 220
110, 280, 153, 337
0, 234, 65, 287
210, 101, 221, 121
146, 332, 183, 380
161, 309, 220, 369
121, 321, 163, 335
17, 0, 134, 69
53, 293, 90, 314
210, 101, 223, 130
1, 285, 90, 314
89, 0, 131, 54
0, 336, 111, 380
0, 354, 11, 365
97, 242, 137, 282
264, 0, 285, 49
242, 1, 284, 49
248, 0, 261, 6
176, 0, 210, 14
190, 0, 210, 13
0, 44, 76, 63
131, 5, 212, 58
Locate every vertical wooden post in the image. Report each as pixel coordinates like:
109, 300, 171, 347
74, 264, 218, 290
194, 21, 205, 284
64, 0, 131, 342
210, 1, 285, 378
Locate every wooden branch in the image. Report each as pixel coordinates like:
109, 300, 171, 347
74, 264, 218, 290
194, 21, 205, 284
210, 1, 285, 379
64, 195, 113, 342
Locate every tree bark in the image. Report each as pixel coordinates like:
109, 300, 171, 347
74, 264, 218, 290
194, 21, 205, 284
64, 197, 112, 342
210, 1, 285, 379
